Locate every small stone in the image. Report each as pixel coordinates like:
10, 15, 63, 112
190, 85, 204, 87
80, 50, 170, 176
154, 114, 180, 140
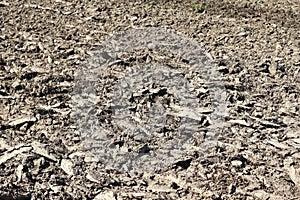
231, 160, 243, 167
94, 191, 115, 200
60, 159, 74, 176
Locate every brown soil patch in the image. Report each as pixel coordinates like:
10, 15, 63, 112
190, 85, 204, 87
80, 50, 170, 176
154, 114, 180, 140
0, 0, 299, 199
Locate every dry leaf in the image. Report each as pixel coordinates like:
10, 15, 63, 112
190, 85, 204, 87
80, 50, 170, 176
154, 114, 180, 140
0, 146, 32, 165
8, 116, 37, 127
287, 166, 300, 187
228, 119, 250, 127
31, 142, 57, 162
267, 139, 290, 149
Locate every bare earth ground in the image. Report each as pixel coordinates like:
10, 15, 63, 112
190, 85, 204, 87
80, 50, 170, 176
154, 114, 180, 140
0, 0, 299, 199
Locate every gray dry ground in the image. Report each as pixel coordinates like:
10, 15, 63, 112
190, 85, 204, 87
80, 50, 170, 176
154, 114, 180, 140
0, 0, 299, 199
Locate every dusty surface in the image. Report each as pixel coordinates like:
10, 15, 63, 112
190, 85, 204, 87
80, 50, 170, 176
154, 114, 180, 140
0, 0, 299, 199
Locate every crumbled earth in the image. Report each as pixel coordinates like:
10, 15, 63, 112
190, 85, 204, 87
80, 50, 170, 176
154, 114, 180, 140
0, 0, 299, 199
